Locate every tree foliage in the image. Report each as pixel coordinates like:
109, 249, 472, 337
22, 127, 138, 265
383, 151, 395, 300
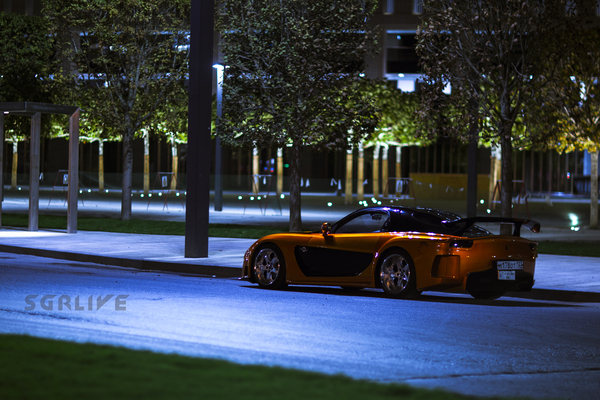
0, 12, 56, 140
44, 0, 191, 220
217, 0, 380, 230
367, 81, 424, 146
417, 0, 574, 219
548, 27, 600, 153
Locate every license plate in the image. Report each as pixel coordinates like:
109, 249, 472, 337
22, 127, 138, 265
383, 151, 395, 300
498, 270, 515, 280
497, 260, 524, 270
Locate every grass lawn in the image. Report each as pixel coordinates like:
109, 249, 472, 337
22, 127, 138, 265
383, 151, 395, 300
0, 334, 531, 400
535, 241, 600, 258
0, 213, 286, 239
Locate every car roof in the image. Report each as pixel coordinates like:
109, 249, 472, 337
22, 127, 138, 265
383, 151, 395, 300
333, 206, 461, 235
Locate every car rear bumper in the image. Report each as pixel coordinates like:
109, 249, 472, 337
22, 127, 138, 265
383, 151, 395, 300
465, 267, 534, 293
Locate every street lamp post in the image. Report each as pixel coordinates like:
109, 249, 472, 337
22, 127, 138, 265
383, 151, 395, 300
185, 0, 214, 258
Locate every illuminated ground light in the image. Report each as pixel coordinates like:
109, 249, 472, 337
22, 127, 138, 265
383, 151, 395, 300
257, 196, 261, 200
238, 196, 243, 200
18, 187, 21, 190
80, 190, 83, 194
371, 197, 378, 203
148, 193, 152, 197
280, 194, 285, 199
158, 192, 163, 196
176, 193, 180, 196
569, 213, 579, 231
105, 189, 109, 193
327, 202, 333, 207
250, 196, 254, 201
140, 194, 144, 198
87, 189, 91, 193
480, 199, 485, 204
486, 209, 491, 214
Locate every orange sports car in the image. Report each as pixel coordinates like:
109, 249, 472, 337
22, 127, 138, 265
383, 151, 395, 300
242, 206, 540, 300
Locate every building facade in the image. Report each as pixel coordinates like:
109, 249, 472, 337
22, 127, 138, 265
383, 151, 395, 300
1, 0, 597, 203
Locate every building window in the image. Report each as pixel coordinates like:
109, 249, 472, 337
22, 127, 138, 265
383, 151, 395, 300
413, 0, 424, 15
384, 0, 394, 15
386, 32, 419, 74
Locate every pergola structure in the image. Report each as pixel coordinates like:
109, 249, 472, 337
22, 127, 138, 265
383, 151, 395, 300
0, 102, 80, 233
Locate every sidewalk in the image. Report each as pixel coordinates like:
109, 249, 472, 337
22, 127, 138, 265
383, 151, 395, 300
0, 226, 599, 298
0, 228, 252, 278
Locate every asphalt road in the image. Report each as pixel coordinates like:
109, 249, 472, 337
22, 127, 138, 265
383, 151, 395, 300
1, 253, 599, 400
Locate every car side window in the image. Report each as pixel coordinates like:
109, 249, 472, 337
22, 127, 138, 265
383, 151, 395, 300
334, 212, 389, 234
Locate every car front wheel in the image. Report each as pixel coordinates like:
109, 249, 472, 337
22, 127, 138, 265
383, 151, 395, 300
378, 249, 416, 298
253, 244, 287, 290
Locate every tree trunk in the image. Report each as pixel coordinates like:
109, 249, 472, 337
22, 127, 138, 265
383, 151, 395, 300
591, 150, 598, 229
500, 122, 513, 235
288, 140, 303, 231
121, 132, 134, 221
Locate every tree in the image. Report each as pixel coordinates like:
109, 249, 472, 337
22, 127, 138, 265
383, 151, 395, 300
217, 0, 380, 231
416, 0, 574, 224
547, 23, 600, 228
0, 12, 57, 187
44, 0, 191, 220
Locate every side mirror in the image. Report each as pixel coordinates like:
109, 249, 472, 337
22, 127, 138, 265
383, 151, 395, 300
321, 222, 331, 237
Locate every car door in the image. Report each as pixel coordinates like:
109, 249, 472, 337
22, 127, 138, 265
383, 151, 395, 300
293, 211, 389, 278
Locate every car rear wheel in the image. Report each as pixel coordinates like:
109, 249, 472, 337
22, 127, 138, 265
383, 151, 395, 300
378, 249, 416, 298
253, 244, 287, 290
468, 290, 504, 300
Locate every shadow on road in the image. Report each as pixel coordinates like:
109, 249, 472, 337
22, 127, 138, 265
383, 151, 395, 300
241, 285, 584, 308
507, 288, 600, 303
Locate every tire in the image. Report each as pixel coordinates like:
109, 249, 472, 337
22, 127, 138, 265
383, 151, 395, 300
378, 249, 416, 298
468, 290, 505, 300
252, 244, 287, 290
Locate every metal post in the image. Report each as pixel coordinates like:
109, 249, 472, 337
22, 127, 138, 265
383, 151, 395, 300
214, 64, 224, 212
68, 109, 79, 233
29, 112, 41, 231
185, 0, 214, 258
0, 113, 3, 228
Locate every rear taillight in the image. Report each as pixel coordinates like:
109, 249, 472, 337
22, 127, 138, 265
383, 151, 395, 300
529, 243, 537, 252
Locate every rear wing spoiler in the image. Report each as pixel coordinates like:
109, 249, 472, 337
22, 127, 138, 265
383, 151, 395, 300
443, 217, 540, 237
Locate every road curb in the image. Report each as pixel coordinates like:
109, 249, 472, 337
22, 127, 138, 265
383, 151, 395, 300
0, 244, 243, 278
